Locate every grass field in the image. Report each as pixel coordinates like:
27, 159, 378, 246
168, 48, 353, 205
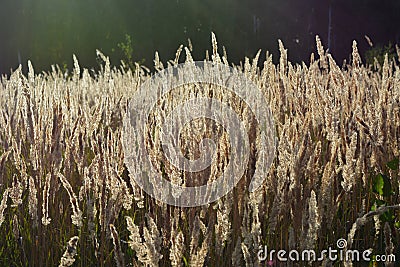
0, 35, 399, 266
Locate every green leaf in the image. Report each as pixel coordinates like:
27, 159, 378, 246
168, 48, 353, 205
380, 209, 395, 223
182, 255, 189, 267
371, 199, 385, 211
372, 173, 392, 197
386, 158, 399, 171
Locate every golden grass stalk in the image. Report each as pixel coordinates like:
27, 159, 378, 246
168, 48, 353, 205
109, 224, 125, 267
58, 173, 82, 227
0, 189, 10, 227
59, 236, 79, 267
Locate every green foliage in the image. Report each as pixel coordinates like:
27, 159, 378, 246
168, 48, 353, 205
116, 34, 144, 70
370, 157, 399, 225
372, 173, 392, 198
366, 158, 400, 264
386, 158, 399, 171
365, 42, 398, 66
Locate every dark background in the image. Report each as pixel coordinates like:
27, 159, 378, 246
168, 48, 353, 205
0, 0, 399, 75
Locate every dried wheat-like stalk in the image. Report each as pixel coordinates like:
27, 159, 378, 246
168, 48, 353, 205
241, 241, 253, 267
189, 215, 201, 256
384, 222, 395, 267
352, 40, 362, 67
211, 32, 221, 63
110, 224, 125, 267
232, 237, 243, 266
58, 173, 82, 227
28, 176, 38, 226
9, 174, 23, 207
190, 232, 210, 267
316, 35, 328, 69
143, 214, 163, 266
170, 227, 184, 267
302, 190, 320, 252
365, 35, 374, 47
59, 236, 79, 267
214, 197, 232, 255
41, 173, 52, 226
12, 214, 20, 241
0, 189, 10, 227
126, 215, 161, 266
126, 215, 143, 249
154, 51, 164, 71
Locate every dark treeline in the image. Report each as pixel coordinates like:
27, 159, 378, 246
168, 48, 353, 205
0, 0, 399, 75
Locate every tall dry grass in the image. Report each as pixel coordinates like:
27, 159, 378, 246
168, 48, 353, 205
0, 34, 399, 266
